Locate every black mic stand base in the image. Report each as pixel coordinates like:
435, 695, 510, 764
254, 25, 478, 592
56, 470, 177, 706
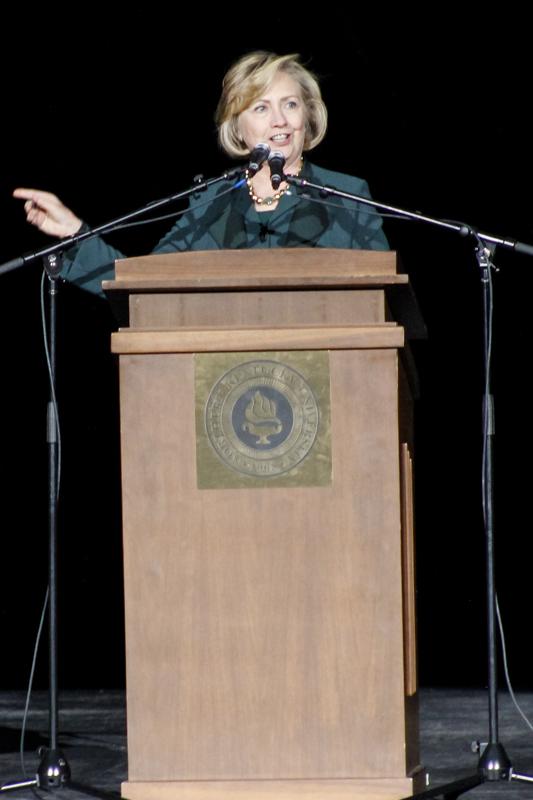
477, 740, 512, 780
0, 745, 70, 793
37, 746, 72, 789
402, 740, 533, 800
1, 748, 122, 798
1, 747, 71, 792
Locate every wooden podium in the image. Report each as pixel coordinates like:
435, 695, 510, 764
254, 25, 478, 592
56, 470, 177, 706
104, 249, 425, 800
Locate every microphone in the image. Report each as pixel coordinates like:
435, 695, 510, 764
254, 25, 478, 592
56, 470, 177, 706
268, 151, 286, 191
247, 143, 270, 176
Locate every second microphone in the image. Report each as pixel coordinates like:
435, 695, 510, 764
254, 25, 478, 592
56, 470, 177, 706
268, 151, 286, 191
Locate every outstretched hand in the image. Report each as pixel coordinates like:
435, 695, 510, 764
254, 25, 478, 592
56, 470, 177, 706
13, 188, 83, 239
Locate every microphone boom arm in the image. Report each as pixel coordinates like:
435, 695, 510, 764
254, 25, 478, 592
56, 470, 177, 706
285, 174, 533, 257
0, 167, 246, 278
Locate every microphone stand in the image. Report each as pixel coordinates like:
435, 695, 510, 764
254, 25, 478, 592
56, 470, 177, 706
284, 173, 533, 800
1, 257, 119, 800
0, 166, 245, 798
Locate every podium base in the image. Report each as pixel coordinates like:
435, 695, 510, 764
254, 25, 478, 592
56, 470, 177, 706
122, 775, 425, 800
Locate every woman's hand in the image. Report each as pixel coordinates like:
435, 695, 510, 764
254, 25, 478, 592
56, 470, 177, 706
13, 188, 83, 238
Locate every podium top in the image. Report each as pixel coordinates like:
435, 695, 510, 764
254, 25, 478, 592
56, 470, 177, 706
103, 248, 406, 292
103, 248, 426, 339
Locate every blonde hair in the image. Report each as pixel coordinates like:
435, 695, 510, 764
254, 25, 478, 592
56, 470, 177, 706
216, 51, 328, 158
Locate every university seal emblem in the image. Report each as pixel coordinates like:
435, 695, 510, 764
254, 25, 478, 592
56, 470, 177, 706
205, 360, 320, 478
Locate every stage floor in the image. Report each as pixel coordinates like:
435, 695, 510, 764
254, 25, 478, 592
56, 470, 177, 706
2, 689, 533, 799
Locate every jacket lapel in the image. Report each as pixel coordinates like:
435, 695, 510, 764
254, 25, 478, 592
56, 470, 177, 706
277, 162, 329, 247
202, 183, 249, 250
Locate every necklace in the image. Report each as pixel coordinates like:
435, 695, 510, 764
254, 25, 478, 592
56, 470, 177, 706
246, 177, 287, 206
246, 157, 303, 206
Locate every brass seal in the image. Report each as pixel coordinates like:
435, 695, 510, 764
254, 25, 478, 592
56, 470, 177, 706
205, 359, 319, 478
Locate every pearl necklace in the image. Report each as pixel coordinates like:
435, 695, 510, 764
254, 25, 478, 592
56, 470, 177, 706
246, 158, 303, 207
246, 173, 287, 206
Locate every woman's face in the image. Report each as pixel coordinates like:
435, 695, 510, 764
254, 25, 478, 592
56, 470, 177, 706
238, 72, 306, 173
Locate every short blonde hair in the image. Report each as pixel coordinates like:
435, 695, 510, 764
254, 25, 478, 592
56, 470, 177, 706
216, 51, 328, 158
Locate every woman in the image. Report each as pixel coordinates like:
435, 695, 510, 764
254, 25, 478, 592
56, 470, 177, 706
14, 51, 388, 297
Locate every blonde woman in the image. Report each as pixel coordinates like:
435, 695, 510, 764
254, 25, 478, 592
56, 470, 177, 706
14, 52, 387, 297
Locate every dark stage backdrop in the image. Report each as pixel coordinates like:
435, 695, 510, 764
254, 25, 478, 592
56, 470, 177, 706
1, 12, 532, 691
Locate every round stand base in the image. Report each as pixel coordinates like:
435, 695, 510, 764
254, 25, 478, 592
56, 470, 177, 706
37, 748, 71, 789
478, 742, 512, 781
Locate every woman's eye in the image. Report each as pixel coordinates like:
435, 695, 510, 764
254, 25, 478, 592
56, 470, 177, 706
254, 105, 266, 113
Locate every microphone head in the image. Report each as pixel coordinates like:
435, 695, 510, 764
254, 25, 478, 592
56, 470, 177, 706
268, 150, 286, 190
267, 150, 286, 166
248, 143, 271, 176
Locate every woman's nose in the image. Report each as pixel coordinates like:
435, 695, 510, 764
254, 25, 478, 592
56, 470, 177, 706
270, 105, 288, 126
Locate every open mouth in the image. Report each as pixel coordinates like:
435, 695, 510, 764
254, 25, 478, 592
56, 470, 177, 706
270, 133, 291, 144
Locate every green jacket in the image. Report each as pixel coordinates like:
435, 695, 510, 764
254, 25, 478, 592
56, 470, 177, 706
63, 161, 388, 298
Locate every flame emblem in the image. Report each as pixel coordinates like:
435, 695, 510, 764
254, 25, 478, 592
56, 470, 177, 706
242, 391, 283, 445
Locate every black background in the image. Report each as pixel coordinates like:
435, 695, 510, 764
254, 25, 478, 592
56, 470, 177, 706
1, 11, 532, 691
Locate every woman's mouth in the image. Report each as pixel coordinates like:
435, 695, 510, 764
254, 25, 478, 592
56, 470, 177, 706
270, 133, 291, 145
